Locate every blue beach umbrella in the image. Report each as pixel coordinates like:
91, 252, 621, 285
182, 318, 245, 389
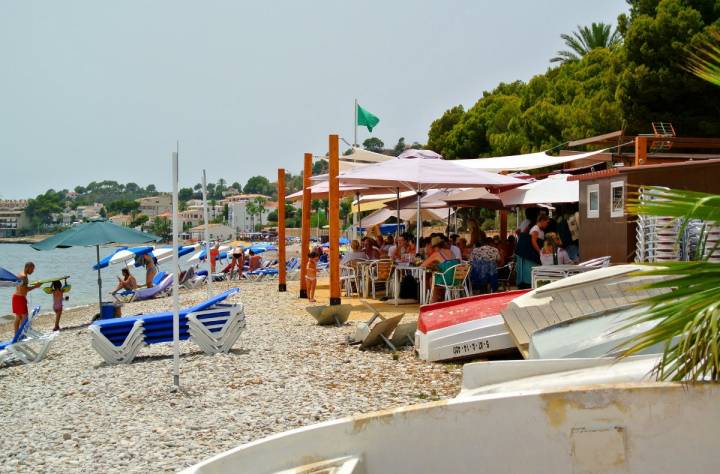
92, 246, 129, 270
0, 266, 20, 287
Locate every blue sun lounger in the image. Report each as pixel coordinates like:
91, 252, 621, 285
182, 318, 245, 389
89, 288, 245, 364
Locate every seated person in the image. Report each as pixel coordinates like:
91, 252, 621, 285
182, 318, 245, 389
540, 232, 574, 265
361, 236, 381, 260
247, 250, 263, 271
421, 237, 460, 302
341, 240, 368, 265
112, 268, 138, 294
470, 238, 502, 292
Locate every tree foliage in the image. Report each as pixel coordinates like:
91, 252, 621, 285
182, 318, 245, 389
25, 190, 66, 229
362, 137, 384, 152
243, 175, 274, 196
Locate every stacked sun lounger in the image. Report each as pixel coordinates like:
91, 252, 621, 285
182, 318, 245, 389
90, 288, 245, 364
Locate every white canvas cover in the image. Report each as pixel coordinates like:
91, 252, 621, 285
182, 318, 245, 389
499, 174, 579, 206
360, 208, 449, 227
337, 158, 526, 191
454, 149, 607, 173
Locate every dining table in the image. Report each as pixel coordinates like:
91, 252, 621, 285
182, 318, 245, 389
393, 262, 429, 306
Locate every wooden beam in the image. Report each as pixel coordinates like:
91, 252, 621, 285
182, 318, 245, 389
277, 168, 287, 292
328, 134, 341, 305
499, 210, 508, 240
567, 130, 624, 148
300, 153, 312, 298
635, 136, 648, 166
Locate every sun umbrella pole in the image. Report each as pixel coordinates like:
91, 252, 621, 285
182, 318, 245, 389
202, 170, 212, 299
171, 150, 181, 389
416, 191, 421, 251
354, 192, 360, 240
396, 187, 400, 239
96, 245, 102, 316
446, 207, 451, 236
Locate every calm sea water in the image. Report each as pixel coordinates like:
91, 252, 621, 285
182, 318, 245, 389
0, 243, 193, 317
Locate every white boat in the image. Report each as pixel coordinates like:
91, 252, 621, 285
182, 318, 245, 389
528, 304, 671, 359
414, 290, 528, 362
415, 264, 664, 362
181, 354, 720, 473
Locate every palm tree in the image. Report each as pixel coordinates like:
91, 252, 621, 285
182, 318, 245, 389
620, 187, 720, 381
550, 22, 621, 63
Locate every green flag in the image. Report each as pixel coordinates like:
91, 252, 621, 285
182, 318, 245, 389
357, 103, 380, 132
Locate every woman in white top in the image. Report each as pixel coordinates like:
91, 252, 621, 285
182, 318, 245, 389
530, 214, 550, 256
341, 240, 368, 265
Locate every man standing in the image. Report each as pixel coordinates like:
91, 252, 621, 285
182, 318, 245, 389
13, 262, 39, 333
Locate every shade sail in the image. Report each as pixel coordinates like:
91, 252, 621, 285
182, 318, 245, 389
360, 208, 449, 227
32, 220, 160, 250
341, 147, 394, 163
498, 173, 579, 206
397, 149, 443, 160
337, 158, 526, 191
442, 187, 506, 209
454, 148, 608, 173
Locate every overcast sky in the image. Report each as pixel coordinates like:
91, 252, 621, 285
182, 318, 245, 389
1, 0, 627, 199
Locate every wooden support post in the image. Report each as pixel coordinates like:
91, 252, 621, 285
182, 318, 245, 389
278, 168, 287, 292
500, 210, 508, 240
635, 136, 647, 166
328, 134, 341, 306
300, 153, 312, 298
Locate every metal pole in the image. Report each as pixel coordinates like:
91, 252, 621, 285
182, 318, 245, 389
454, 207, 459, 234
300, 154, 312, 298
416, 192, 421, 251
96, 245, 102, 316
278, 168, 287, 292
354, 192, 361, 240
446, 207, 451, 236
354, 99, 358, 147
396, 187, 400, 239
201, 170, 212, 299
171, 148, 180, 389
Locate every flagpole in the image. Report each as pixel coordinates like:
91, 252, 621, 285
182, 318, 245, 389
202, 170, 212, 300
171, 144, 180, 389
354, 98, 358, 147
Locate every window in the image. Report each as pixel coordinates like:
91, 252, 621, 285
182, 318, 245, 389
587, 184, 599, 219
610, 181, 624, 218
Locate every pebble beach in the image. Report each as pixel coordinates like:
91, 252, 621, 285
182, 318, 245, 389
0, 279, 462, 473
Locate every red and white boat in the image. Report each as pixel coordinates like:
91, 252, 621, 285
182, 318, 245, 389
415, 290, 529, 362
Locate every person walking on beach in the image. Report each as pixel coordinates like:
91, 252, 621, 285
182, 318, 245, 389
306, 250, 319, 303
209, 243, 220, 274
12, 262, 40, 333
140, 253, 158, 288
50, 280, 64, 331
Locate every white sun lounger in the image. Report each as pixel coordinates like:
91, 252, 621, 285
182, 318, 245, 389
187, 304, 246, 354
1, 306, 58, 366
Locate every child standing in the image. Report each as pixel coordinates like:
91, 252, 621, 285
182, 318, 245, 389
306, 251, 319, 303
51, 280, 63, 331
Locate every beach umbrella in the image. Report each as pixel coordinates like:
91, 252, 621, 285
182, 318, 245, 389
106, 246, 154, 266
151, 245, 198, 266
337, 154, 525, 248
32, 219, 160, 314
92, 246, 129, 270
0, 266, 20, 287
188, 245, 231, 263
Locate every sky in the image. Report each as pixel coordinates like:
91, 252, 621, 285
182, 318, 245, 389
0, 0, 628, 199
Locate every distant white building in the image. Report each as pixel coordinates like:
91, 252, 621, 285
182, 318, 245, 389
189, 223, 235, 241
0, 200, 29, 237
136, 195, 172, 218
227, 200, 276, 232
75, 203, 103, 220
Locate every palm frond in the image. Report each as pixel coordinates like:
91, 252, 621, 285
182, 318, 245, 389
551, 22, 621, 64
620, 187, 720, 381
687, 32, 720, 87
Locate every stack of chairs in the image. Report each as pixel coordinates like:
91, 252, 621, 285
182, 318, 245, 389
0, 306, 58, 365
89, 288, 245, 364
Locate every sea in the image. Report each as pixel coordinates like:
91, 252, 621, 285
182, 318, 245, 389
0, 243, 193, 317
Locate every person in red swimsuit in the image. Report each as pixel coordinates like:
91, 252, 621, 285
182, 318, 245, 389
12, 262, 40, 333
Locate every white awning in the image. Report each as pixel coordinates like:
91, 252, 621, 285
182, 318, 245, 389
454, 148, 608, 173
360, 207, 450, 227
499, 174, 579, 206
340, 147, 394, 164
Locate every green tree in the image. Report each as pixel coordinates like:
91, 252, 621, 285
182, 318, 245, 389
125, 182, 141, 193
243, 175, 272, 195
106, 199, 139, 215
362, 137, 384, 152
74, 185, 86, 194
146, 184, 157, 193
24, 190, 65, 230
130, 214, 149, 229
311, 160, 328, 176
178, 187, 194, 202
393, 137, 406, 156
99, 207, 107, 218
617, 0, 720, 135
150, 217, 172, 241
550, 22, 621, 63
